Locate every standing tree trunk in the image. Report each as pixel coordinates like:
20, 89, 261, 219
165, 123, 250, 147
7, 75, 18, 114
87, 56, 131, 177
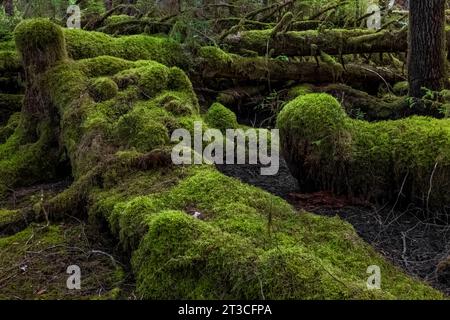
105, 0, 113, 11
408, 0, 447, 97
4, 0, 14, 16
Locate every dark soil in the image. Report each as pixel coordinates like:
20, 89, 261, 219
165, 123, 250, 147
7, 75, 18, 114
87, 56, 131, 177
216, 158, 450, 296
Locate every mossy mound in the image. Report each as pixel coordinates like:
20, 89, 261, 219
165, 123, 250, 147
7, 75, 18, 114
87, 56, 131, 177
89, 77, 119, 102
44, 55, 199, 178
277, 93, 450, 208
204, 102, 238, 132
63, 28, 185, 67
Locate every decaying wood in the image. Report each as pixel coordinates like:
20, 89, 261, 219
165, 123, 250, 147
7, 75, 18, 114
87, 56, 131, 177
199, 53, 404, 89
224, 28, 450, 57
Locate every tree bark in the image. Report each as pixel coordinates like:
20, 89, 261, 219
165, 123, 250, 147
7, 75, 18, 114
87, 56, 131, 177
408, 0, 447, 97
105, 0, 113, 11
4, 0, 14, 16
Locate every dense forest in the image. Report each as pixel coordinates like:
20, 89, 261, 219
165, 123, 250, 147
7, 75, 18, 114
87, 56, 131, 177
0, 0, 450, 301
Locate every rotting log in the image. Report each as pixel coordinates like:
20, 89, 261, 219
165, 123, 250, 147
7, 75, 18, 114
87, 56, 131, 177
198, 47, 405, 89
277, 93, 450, 210
224, 27, 450, 57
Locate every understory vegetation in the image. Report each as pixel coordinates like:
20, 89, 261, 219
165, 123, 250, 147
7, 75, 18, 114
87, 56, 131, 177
1, 0, 450, 300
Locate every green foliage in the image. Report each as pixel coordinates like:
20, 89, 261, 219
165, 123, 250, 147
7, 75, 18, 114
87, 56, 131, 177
0, 9, 22, 42
204, 102, 238, 132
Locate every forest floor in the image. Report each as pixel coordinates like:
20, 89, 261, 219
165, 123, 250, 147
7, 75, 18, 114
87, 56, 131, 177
0, 181, 135, 300
216, 159, 450, 296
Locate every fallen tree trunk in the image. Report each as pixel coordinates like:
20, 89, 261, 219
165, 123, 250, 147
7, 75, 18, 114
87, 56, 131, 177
277, 93, 450, 210
224, 27, 450, 57
198, 46, 405, 89
291, 83, 433, 121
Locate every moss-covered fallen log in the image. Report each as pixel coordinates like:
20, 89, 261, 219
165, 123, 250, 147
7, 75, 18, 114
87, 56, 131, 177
288, 83, 412, 121
277, 93, 450, 210
198, 46, 404, 88
0, 19, 444, 299
224, 27, 450, 57
63, 28, 186, 67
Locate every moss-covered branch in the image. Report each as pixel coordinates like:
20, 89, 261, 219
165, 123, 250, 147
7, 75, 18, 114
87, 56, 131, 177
198, 46, 404, 88
223, 27, 416, 57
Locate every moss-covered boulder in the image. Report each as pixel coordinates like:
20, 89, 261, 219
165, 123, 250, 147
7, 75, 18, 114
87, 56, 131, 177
277, 93, 450, 209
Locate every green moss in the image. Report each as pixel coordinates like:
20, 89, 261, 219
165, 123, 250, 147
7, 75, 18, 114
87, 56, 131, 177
393, 81, 409, 96
154, 92, 196, 116
199, 46, 234, 67
10, 20, 443, 300
78, 56, 136, 77
287, 84, 315, 99
112, 62, 169, 98
89, 77, 119, 102
95, 167, 441, 299
0, 222, 126, 300
63, 28, 185, 67
0, 118, 61, 190
0, 209, 22, 229
115, 109, 169, 152
0, 112, 20, 143
204, 102, 238, 132
0, 50, 20, 73
277, 93, 450, 207
104, 15, 133, 25
14, 19, 66, 69
320, 51, 344, 81
41, 49, 198, 177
